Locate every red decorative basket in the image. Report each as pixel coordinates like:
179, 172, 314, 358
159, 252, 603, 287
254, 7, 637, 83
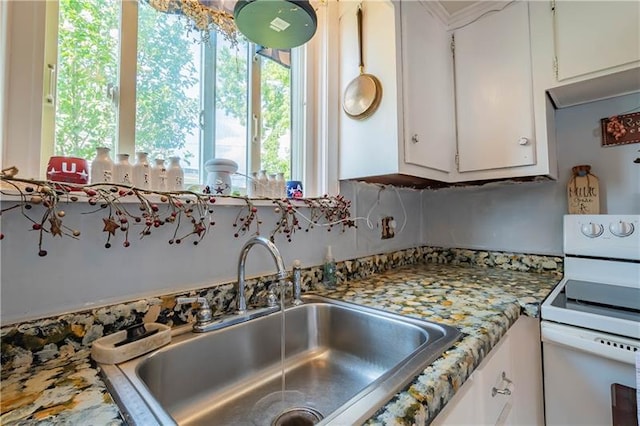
46, 156, 89, 185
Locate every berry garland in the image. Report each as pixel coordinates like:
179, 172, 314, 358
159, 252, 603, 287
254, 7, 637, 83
0, 169, 356, 256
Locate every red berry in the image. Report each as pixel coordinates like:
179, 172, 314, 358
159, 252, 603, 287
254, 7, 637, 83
123, 241, 130, 248
38, 250, 47, 257
32, 223, 42, 230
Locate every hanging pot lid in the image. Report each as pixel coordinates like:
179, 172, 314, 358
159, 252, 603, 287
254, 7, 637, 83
233, 0, 317, 49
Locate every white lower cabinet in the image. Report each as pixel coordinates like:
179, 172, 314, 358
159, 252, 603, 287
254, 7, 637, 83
432, 316, 544, 426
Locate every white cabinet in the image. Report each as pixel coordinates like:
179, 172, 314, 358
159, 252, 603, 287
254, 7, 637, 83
432, 316, 544, 426
453, 1, 536, 174
532, 0, 640, 108
399, 0, 455, 180
338, 0, 401, 182
552, 1, 640, 83
338, 0, 454, 184
337, 0, 558, 185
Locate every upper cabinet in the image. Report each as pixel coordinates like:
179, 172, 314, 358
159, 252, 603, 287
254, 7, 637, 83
453, 1, 536, 174
533, 0, 640, 108
337, 0, 455, 184
399, 1, 456, 179
552, 1, 640, 83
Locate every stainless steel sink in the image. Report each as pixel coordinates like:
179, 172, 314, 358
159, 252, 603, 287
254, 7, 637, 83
99, 295, 461, 426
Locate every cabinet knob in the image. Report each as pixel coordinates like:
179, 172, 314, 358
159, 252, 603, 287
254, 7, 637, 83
518, 137, 529, 146
411, 134, 419, 144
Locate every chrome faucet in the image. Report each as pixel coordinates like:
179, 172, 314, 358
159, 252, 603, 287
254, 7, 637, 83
237, 236, 288, 314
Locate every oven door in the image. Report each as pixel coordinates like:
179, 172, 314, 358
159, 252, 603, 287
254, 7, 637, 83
541, 321, 639, 426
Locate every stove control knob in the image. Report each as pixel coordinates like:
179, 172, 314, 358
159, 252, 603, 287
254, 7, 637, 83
581, 222, 604, 238
609, 221, 634, 237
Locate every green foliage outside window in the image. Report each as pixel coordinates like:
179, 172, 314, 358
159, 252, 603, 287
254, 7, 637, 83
54, 0, 291, 180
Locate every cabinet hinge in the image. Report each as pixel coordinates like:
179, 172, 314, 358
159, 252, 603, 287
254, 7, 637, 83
550, 0, 556, 12
455, 152, 460, 170
552, 56, 558, 79
450, 34, 455, 55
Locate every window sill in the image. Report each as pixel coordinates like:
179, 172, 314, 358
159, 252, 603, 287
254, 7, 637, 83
0, 179, 313, 207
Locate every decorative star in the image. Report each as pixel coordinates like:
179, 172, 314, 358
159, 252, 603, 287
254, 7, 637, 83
102, 217, 119, 235
49, 216, 63, 237
77, 169, 89, 180
194, 222, 207, 237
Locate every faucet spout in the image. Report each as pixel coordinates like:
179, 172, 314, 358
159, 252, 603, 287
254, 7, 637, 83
237, 236, 287, 314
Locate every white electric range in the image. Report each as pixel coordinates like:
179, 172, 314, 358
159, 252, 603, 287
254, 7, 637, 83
541, 214, 640, 426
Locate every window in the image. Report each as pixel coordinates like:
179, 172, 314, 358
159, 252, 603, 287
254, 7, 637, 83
46, 0, 297, 193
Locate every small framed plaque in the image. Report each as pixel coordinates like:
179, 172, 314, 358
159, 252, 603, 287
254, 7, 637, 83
601, 112, 640, 147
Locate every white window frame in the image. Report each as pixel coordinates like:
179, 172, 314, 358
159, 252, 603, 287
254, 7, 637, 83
1, 0, 338, 197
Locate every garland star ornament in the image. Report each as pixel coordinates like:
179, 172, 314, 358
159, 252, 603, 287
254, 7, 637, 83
102, 218, 119, 235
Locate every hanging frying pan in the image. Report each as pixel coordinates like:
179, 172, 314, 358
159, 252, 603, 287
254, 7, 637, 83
342, 4, 382, 120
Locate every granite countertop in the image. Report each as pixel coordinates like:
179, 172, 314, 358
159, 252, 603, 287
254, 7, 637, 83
0, 262, 560, 425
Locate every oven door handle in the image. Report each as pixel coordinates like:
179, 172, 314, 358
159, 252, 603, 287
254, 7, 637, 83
541, 321, 637, 365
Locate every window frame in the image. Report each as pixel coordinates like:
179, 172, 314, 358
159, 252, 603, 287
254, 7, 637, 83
42, 0, 301, 189
2, 0, 337, 198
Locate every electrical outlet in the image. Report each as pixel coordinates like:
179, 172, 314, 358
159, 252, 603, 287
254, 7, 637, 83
381, 216, 395, 239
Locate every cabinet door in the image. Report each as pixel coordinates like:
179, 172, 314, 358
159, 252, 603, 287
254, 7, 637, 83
399, 0, 455, 174
454, 1, 536, 173
553, 1, 640, 82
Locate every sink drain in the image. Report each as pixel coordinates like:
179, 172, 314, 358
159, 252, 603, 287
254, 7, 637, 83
272, 407, 324, 426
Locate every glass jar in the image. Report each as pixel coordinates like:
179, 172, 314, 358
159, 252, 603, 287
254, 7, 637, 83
256, 170, 268, 198
247, 171, 258, 198
90, 147, 114, 184
268, 173, 276, 198
276, 172, 286, 198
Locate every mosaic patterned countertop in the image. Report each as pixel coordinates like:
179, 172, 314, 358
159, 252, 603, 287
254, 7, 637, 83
1, 260, 560, 425
313, 263, 560, 424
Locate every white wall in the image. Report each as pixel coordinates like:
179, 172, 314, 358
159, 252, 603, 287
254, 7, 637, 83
422, 93, 640, 255
0, 181, 423, 324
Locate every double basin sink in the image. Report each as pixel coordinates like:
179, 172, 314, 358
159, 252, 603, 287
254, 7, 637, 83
99, 295, 461, 425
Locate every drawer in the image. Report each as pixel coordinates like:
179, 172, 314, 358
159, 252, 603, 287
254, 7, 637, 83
476, 333, 514, 424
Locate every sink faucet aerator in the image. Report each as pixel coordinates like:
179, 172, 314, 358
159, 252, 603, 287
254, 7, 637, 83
237, 236, 288, 315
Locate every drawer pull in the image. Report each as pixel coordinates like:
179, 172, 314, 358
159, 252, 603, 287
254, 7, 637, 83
492, 372, 512, 397
492, 387, 511, 397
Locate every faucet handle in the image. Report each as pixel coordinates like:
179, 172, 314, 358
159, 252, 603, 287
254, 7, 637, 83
176, 297, 213, 323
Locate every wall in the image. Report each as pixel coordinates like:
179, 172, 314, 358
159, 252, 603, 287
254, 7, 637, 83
422, 93, 640, 255
0, 181, 423, 324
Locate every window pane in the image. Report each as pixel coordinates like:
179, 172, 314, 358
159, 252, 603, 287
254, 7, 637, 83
261, 56, 291, 180
54, 0, 119, 158
214, 37, 249, 192
136, 2, 200, 185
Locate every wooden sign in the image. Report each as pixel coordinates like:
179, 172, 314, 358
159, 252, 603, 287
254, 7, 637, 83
601, 111, 640, 147
567, 165, 600, 214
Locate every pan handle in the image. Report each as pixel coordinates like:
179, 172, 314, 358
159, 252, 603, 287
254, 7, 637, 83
357, 4, 364, 74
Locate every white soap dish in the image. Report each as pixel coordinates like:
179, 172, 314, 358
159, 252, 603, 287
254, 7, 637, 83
91, 322, 171, 364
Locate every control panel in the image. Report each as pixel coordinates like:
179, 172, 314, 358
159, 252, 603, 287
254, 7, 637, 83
564, 214, 640, 260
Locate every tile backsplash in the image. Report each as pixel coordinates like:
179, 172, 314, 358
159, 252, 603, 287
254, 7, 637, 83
0, 246, 562, 374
